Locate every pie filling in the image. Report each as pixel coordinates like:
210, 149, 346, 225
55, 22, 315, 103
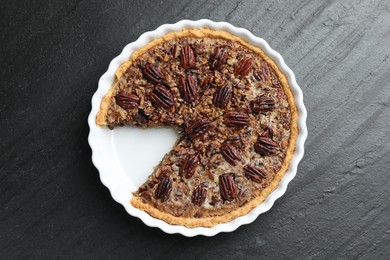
96, 29, 296, 227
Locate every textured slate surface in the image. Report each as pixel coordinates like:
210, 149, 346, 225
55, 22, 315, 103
1, 0, 390, 259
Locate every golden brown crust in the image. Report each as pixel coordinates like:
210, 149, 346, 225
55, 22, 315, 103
110, 29, 300, 228
96, 86, 115, 125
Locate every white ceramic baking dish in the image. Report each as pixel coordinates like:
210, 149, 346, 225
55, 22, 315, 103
88, 19, 307, 237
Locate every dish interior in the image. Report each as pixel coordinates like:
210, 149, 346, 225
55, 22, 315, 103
112, 127, 179, 191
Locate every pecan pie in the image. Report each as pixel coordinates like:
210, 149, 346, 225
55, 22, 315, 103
96, 29, 298, 227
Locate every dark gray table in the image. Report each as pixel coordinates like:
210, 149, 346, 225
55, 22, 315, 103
2, 0, 390, 259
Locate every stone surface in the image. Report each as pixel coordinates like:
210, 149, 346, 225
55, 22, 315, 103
1, 0, 390, 259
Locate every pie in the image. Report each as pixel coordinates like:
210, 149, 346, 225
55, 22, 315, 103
96, 28, 298, 227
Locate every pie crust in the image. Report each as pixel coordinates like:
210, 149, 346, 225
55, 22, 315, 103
96, 28, 298, 227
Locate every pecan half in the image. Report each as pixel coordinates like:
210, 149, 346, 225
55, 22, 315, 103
192, 186, 207, 206
235, 58, 253, 77
219, 174, 237, 200
143, 63, 165, 84
186, 119, 213, 138
179, 74, 197, 103
273, 81, 281, 88
262, 62, 271, 80
251, 96, 275, 113
116, 92, 139, 109
170, 44, 178, 58
224, 111, 250, 127
244, 165, 266, 183
154, 176, 172, 202
213, 84, 232, 108
180, 45, 195, 69
161, 114, 178, 125
254, 137, 279, 156
149, 85, 174, 108
209, 47, 228, 70
220, 144, 242, 166
180, 153, 200, 179
254, 62, 271, 82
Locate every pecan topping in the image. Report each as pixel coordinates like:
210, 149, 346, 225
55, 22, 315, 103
219, 174, 237, 200
235, 58, 253, 77
180, 45, 195, 69
116, 92, 139, 109
180, 153, 200, 179
201, 75, 214, 90
179, 74, 198, 103
253, 70, 262, 81
262, 62, 271, 80
227, 135, 244, 149
161, 114, 178, 124
186, 119, 213, 138
192, 186, 207, 206
132, 109, 149, 126
224, 111, 250, 127
244, 165, 266, 183
254, 137, 279, 156
149, 85, 174, 108
253, 62, 271, 82
220, 144, 242, 166
154, 176, 172, 202
213, 84, 232, 108
209, 47, 228, 70
251, 96, 275, 113
143, 63, 165, 84
170, 44, 178, 58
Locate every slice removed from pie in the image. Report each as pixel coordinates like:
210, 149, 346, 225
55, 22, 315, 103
96, 28, 298, 227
